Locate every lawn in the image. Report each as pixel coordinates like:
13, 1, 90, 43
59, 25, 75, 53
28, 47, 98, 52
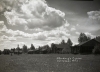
0, 54, 100, 72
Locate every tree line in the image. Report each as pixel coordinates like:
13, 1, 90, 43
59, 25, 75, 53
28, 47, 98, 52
0, 32, 100, 55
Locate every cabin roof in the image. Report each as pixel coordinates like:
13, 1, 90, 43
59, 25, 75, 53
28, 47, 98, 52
55, 43, 70, 48
40, 45, 50, 51
28, 49, 37, 51
15, 50, 22, 52
77, 39, 100, 46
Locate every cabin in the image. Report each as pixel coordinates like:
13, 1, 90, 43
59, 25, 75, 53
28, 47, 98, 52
52, 43, 71, 54
11, 48, 15, 53
62, 44, 71, 54
28, 50, 35, 54
27, 49, 40, 54
72, 39, 100, 54
71, 45, 79, 54
40, 45, 51, 54
34, 49, 40, 54
14, 45, 22, 54
40, 48, 48, 54
14, 49, 22, 54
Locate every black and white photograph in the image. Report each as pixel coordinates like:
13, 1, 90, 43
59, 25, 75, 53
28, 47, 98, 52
0, 0, 100, 72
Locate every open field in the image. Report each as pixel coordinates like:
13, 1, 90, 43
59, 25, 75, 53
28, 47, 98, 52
0, 54, 100, 72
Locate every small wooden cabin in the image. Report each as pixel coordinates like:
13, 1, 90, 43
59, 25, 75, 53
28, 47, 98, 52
52, 43, 71, 54
14, 49, 22, 54
28, 49, 40, 54
40, 45, 51, 54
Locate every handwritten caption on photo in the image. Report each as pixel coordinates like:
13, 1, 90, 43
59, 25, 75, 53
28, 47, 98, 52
56, 57, 82, 62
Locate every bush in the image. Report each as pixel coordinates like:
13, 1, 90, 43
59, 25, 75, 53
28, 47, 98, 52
3, 49, 10, 55
92, 44, 100, 54
0, 50, 1, 55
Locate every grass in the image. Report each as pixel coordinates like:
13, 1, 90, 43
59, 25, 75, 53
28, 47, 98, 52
0, 54, 100, 72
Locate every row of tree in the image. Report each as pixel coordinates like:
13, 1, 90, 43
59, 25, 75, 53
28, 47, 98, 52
1, 32, 100, 55
78, 32, 100, 43
78, 33, 100, 54
22, 44, 35, 53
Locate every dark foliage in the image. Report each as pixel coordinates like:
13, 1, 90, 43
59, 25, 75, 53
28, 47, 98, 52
61, 40, 65, 44
14, 45, 22, 55
51, 43, 57, 53
0, 50, 1, 55
78, 33, 91, 44
23, 45, 28, 53
28, 50, 34, 54
30, 44, 35, 50
92, 44, 100, 54
67, 38, 73, 46
95, 36, 100, 42
3, 49, 10, 55
11, 48, 15, 53
39, 45, 51, 54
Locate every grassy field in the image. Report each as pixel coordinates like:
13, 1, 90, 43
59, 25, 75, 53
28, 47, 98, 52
0, 54, 100, 72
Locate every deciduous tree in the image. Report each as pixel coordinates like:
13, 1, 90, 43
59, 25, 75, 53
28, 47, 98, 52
78, 33, 91, 43
67, 38, 73, 46
30, 44, 35, 50
23, 45, 28, 53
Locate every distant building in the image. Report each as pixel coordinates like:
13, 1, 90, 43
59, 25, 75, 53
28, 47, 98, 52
72, 39, 100, 54
11, 48, 15, 53
52, 43, 71, 54
40, 45, 51, 54
27, 48, 40, 54
14, 49, 23, 54
28, 50, 35, 54
14, 45, 22, 54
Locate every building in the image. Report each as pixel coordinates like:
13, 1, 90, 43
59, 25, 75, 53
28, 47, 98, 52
14, 49, 22, 54
14, 45, 22, 54
52, 43, 71, 54
40, 45, 51, 54
28, 49, 40, 54
72, 39, 100, 54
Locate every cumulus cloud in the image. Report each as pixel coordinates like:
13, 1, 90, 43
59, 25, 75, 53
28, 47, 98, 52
0, 3, 4, 13
70, 27, 76, 31
2, 0, 69, 31
87, 10, 100, 27
76, 24, 79, 26
0, 21, 4, 24
1, 35, 16, 41
0, 21, 7, 32
0, 22, 70, 41
85, 32, 95, 38
25, 25, 43, 32
0, 0, 72, 49
87, 10, 100, 20
0, 0, 14, 14
75, 31, 80, 35
15, 42, 26, 45
0, 22, 31, 38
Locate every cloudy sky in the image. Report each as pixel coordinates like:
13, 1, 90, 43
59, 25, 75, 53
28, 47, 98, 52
0, 0, 100, 50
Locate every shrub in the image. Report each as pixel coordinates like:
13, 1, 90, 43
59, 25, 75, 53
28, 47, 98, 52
0, 50, 1, 55
3, 49, 10, 55
92, 44, 100, 54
